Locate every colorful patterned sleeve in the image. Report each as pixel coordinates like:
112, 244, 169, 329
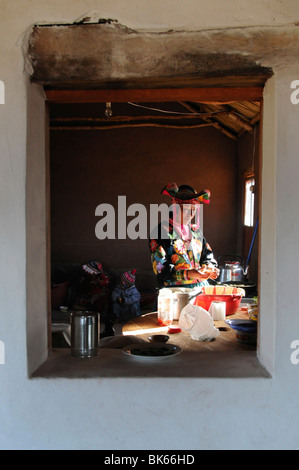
149, 236, 195, 286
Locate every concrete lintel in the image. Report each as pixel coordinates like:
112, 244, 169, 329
25, 21, 293, 87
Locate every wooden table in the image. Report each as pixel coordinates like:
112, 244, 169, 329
122, 310, 256, 352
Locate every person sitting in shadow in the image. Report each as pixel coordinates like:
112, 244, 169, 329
112, 269, 141, 322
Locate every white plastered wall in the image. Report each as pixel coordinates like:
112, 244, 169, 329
1, 0, 299, 450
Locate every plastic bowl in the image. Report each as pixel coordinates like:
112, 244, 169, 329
147, 334, 170, 343
234, 330, 257, 344
224, 319, 257, 343
59, 305, 69, 313
194, 286, 245, 316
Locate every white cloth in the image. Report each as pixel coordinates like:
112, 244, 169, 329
179, 304, 220, 341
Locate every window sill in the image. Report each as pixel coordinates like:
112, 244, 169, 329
31, 347, 270, 379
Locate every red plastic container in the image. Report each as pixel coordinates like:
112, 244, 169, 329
194, 286, 245, 316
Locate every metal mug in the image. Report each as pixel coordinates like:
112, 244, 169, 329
70, 311, 100, 358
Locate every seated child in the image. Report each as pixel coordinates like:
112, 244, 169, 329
69, 260, 110, 313
112, 269, 141, 321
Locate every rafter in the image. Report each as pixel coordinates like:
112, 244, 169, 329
179, 101, 237, 140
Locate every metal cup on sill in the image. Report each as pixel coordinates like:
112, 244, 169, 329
70, 311, 100, 358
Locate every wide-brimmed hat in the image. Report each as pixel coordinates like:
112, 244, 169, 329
161, 183, 210, 204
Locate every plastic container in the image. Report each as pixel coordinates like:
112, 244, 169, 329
168, 325, 181, 334
157, 289, 174, 326
248, 304, 259, 322
194, 285, 245, 316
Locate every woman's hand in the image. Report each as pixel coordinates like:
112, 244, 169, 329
199, 265, 220, 280
187, 265, 220, 281
187, 269, 210, 281
208, 268, 220, 280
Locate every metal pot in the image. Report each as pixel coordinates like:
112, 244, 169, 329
218, 255, 246, 283
159, 287, 202, 320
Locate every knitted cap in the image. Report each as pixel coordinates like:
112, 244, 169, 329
121, 269, 136, 287
82, 260, 103, 276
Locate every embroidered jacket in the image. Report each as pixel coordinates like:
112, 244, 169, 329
149, 219, 217, 287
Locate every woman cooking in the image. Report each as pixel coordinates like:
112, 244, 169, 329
149, 182, 220, 289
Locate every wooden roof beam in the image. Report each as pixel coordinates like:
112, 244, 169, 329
45, 87, 264, 104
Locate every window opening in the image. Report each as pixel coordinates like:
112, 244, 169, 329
244, 176, 255, 227
33, 85, 266, 378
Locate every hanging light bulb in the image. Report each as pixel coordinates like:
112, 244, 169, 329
105, 102, 113, 118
